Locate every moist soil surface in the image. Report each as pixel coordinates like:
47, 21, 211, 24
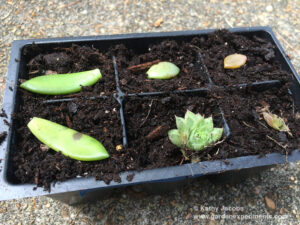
214, 84, 300, 160
196, 30, 291, 86
22, 44, 116, 98
13, 97, 123, 189
10, 30, 300, 189
124, 93, 223, 169
124, 85, 299, 165
115, 40, 208, 94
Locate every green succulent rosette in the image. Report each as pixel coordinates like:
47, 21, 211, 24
168, 110, 223, 151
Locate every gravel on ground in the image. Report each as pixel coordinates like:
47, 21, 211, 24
0, 0, 299, 224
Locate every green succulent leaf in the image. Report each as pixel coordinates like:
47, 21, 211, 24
146, 62, 180, 79
168, 111, 223, 152
21, 69, 102, 95
186, 140, 206, 152
175, 116, 186, 133
195, 117, 214, 134
211, 128, 223, 143
168, 129, 183, 147
185, 110, 201, 121
27, 117, 109, 161
185, 111, 203, 132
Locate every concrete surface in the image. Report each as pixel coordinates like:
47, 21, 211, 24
0, 0, 299, 224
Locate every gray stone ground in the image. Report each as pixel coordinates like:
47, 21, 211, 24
0, 0, 299, 224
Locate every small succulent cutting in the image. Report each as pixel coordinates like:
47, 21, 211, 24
168, 111, 223, 158
146, 62, 180, 79
28, 117, 109, 161
21, 68, 102, 95
224, 53, 247, 69
263, 111, 292, 137
256, 103, 292, 137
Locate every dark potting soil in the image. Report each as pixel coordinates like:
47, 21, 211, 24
123, 94, 223, 168
124, 85, 299, 165
12, 97, 124, 189
114, 40, 208, 94
21, 44, 116, 98
10, 30, 299, 190
214, 84, 300, 159
195, 30, 291, 86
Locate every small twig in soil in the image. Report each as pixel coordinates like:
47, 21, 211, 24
266, 135, 287, 149
179, 157, 185, 166
242, 121, 255, 129
182, 67, 188, 74
65, 115, 72, 128
127, 59, 160, 71
212, 93, 223, 99
214, 148, 220, 156
139, 99, 154, 128
266, 132, 290, 166
182, 151, 190, 162
28, 70, 40, 75
146, 125, 165, 141
189, 45, 201, 51
209, 137, 226, 148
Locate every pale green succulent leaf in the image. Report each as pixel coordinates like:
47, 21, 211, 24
146, 62, 180, 79
185, 110, 201, 121
203, 117, 214, 131
195, 117, 214, 134
195, 113, 204, 121
211, 128, 223, 142
175, 116, 186, 133
185, 111, 204, 132
186, 141, 206, 151
168, 129, 183, 147
189, 127, 210, 146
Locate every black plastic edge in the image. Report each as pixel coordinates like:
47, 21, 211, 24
0, 151, 299, 201
112, 56, 128, 147
217, 80, 283, 92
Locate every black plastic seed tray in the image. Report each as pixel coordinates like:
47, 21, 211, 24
0, 26, 299, 204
